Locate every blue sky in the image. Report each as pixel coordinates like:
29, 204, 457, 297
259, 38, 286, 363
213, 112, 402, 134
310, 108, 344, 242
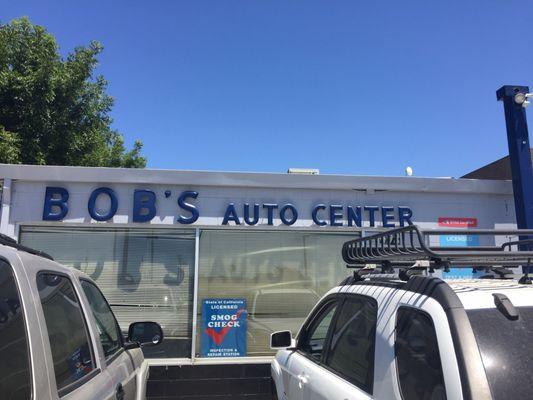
2, 1, 532, 177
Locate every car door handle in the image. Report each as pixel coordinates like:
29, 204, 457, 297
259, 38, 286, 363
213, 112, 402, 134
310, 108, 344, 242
297, 373, 309, 389
115, 383, 125, 400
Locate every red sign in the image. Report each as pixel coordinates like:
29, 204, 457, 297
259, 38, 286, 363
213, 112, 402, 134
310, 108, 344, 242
438, 217, 478, 228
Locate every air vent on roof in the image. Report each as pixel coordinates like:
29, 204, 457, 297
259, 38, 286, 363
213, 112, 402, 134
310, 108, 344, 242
287, 168, 319, 175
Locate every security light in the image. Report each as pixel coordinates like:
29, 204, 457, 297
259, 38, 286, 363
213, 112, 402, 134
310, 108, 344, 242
514, 92, 531, 108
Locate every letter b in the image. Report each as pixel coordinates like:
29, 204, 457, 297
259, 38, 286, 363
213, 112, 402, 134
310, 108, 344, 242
43, 187, 69, 221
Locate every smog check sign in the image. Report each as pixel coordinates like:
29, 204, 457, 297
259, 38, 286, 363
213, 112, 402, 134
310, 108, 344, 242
201, 299, 247, 357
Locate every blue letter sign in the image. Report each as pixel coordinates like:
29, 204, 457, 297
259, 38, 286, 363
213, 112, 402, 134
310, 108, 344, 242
43, 187, 69, 220
201, 299, 247, 357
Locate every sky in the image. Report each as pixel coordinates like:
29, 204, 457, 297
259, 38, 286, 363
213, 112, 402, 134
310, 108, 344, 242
2, 1, 533, 177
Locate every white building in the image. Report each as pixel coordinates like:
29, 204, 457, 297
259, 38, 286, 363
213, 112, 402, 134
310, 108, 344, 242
0, 164, 516, 365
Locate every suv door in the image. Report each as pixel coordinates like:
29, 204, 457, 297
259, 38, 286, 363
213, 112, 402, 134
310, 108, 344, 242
35, 271, 115, 399
0, 259, 32, 399
281, 297, 340, 400
307, 294, 377, 400
80, 279, 140, 400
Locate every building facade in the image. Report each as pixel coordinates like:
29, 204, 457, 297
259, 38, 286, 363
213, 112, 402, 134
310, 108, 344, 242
0, 164, 517, 365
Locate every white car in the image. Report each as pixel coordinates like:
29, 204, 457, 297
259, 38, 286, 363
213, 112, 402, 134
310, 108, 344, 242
0, 235, 163, 400
271, 226, 533, 400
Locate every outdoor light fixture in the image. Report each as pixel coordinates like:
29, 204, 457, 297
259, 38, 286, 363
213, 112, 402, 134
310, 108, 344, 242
514, 92, 532, 108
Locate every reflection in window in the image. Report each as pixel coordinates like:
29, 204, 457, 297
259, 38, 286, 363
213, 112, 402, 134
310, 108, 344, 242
81, 280, 122, 359
395, 307, 446, 400
198, 230, 355, 356
21, 227, 196, 358
0, 260, 31, 399
326, 296, 377, 393
37, 273, 95, 391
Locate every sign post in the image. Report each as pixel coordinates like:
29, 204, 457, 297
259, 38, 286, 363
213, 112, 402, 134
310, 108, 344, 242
497, 85, 533, 275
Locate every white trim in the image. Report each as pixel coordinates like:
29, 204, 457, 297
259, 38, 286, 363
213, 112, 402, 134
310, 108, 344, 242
146, 356, 273, 367
0, 178, 12, 236
190, 227, 200, 360
0, 163, 513, 194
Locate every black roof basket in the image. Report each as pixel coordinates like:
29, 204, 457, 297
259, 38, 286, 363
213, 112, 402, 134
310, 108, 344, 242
342, 225, 533, 268
0, 233, 54, 260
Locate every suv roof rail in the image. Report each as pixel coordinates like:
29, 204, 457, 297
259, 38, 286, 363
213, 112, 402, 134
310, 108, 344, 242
0, 233, 54, 260
342, 225, 533, 268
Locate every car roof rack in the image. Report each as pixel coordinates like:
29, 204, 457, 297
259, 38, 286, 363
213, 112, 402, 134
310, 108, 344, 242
342, 225, 533, 268
0, 233, 54, 260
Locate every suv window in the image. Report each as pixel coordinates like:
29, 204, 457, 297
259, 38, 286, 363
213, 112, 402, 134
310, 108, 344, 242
0, 260, 31, 399
467, 306, 533, 400
299, 301, 338, 361
325, 296, 377, 393
395, 307, 446, 400
37, 273, 95, 393
80, 280, 122, 360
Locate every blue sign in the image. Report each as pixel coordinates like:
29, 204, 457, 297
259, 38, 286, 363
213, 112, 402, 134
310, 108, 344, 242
441, 234, 481, 279
42, 186, 414, 227
201, 299, 247, 358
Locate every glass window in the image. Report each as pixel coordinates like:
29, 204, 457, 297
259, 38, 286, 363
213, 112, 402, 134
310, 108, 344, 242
198, 230, 355, 356
299, 301, 338, 361
20, 227, 196, 358
37, 273, 95, 391
467, 306, 533, 400
395, 307, 446, 400
0, 259, 31, 400
80, 280, 122, 360
326, 296, 377, 393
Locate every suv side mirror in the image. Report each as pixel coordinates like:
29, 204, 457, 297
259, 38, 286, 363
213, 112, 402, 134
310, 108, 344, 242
270, 330, 294, 349
126, 321, 164, 348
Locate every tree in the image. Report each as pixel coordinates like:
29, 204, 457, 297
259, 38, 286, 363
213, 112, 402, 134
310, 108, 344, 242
0, 17, 146, 167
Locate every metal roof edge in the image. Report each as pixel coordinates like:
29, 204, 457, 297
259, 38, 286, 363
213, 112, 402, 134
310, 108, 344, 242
0, 164, 513, 195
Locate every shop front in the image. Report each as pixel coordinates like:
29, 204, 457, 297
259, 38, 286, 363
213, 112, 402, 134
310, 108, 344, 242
0, 164, 516, 365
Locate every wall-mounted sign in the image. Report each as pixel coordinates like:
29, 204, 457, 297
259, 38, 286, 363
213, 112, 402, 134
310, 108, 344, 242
201, 299, 247, 358
41, 186, 414, 228
439, 216, 480, 279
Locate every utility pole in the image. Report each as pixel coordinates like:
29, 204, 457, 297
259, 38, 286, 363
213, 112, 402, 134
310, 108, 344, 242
497, 85, 533, 277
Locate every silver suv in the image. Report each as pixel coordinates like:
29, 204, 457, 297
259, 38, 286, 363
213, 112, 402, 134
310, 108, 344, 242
0, 235, 163, 400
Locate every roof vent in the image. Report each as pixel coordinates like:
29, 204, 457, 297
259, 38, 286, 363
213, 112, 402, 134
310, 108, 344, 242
287, 168, 319, 175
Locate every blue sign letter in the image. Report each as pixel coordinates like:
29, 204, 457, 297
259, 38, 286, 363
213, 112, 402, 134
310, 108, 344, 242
330, 205, 344, 227
347, 206, 362, 227
88, 187, 118, 221
262, 204, 278, 225
243, 203, 259, 225
364, 206, 379, 227
381, 206, 395, 228
398, 207, 413, 226
312, 204, 327, 226
280, 204, 298, 225
43, 187, 69, 221
133, 190, 156, 222
222, 203, 241, 225
177, 191, 199, 224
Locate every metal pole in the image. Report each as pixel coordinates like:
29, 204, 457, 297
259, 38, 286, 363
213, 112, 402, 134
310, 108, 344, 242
497, 85, 533, 276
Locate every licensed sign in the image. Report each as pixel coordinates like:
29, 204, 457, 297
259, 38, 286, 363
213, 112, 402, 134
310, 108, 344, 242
201, 299, 247, 358
439, 217, 480, 279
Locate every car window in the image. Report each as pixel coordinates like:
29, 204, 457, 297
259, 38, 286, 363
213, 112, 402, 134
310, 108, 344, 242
37, 273, 95, 393
467, 306, 533, 400
299, 300, 338, 361
395, 307, 446, 400
80, 280, 122, 360
0, 259, 31, 400
325, 296, 377, 393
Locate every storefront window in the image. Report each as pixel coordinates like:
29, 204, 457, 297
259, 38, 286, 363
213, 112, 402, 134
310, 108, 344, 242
197, 230, 356, 357
20, 226, 195, 358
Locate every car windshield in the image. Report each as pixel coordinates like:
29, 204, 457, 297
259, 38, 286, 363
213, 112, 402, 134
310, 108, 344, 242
467, 306, 533, 400
253, 292, 317, 317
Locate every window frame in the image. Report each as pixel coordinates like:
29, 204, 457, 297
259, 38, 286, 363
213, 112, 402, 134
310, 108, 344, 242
79, 278, 125, 365
323, 293, 378, 394
394, 305, 446, 400
296, 294, 342, 363
0, 257, 33, 400
36, 270, 101, 397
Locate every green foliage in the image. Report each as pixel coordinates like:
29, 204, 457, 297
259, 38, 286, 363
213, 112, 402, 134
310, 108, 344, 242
0, 17, 146, 167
